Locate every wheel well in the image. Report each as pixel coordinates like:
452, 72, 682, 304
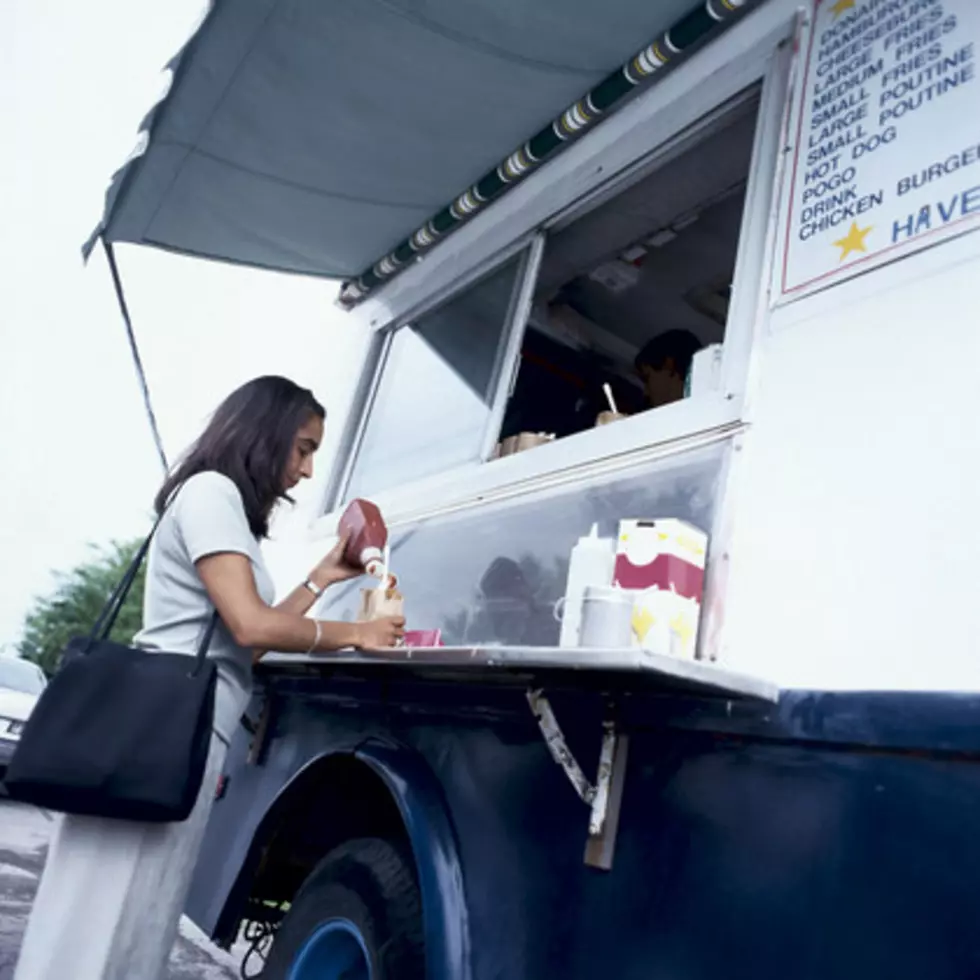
218, 754, 411, 944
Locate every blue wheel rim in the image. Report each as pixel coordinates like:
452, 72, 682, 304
286, 918, 373, 980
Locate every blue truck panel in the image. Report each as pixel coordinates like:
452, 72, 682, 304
188, 676, 980, 980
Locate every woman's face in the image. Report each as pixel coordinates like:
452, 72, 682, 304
283, 414, 324, 491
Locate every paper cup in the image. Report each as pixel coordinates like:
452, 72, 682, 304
357, 588, 404, 623
631, 588, 701, 660
515, 432, 555, 453
579, 586, 634, 648
499, 436, 518, 457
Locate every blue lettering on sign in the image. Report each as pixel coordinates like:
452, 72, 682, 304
798, 191, 883, 241
892, 185, 980, 243
937, 198, 958, 223
898, 145, 980, 195
879, 65, 976, 126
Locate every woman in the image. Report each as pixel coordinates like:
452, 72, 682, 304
15, 376, 404, 980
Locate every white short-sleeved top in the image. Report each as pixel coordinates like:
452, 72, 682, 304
134, 471, 276, 743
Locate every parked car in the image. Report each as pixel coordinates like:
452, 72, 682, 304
0, 656, 46, 787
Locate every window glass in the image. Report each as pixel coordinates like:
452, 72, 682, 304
321, 441, 725, 648
495, 92, 760, 457
345, 257, 522, 499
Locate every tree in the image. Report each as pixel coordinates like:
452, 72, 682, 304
18, 540, 146, 675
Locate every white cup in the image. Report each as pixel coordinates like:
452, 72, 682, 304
578, 586, 634, 649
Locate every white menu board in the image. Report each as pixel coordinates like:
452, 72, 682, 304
779, 0, 980, 300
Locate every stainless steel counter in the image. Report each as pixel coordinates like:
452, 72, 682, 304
258, 645, 778, 702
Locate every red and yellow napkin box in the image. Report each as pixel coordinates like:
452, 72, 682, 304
613, 519, 706, 598
614, 519, 708, 660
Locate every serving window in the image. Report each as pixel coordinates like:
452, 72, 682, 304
496, 91, 759, 456
338, 86, 763, 502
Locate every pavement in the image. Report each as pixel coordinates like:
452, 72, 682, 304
0, 798, 247, 980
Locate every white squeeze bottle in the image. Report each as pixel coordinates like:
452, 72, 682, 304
559, 524, 616, 647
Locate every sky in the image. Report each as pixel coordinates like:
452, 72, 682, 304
0, 0, 362, 646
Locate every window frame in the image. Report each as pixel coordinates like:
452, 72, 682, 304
319, 5, 797, 528
478, 235, 546, 463
330, 236, 542, 507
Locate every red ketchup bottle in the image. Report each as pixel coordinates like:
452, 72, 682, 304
338, 499, 389, 579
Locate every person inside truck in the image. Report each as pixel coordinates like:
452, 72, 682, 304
634, 328, 703, 410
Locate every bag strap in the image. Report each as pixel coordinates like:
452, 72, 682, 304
90, 511, 166, 642
88, 485, 221, 669
191, 611, 220, 677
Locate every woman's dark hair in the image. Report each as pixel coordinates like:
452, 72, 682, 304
156, 376, 325, 538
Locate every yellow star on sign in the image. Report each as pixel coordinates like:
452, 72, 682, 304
830, 0, 855, 17
833, 221, 872, 261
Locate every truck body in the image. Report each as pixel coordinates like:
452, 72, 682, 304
88, 0, 980, 976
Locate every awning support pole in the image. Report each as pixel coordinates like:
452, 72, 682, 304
101, 238, 169, 474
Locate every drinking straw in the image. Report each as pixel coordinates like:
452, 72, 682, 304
602, 383, 619, 415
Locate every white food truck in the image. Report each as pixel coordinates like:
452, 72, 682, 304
85, 0, 980, 977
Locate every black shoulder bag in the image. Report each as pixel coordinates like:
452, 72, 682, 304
4, 509, 219, 823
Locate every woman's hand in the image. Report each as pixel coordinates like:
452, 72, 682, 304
309, 532, 362, 589
354, 616, 406, 651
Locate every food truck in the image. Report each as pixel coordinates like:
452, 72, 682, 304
86, 0, 980, 976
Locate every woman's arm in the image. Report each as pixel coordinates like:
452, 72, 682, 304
274, 533, 362, 617
195, 552, 404, 660
274, 583, 321, 618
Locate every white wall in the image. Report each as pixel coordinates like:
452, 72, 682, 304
723, 231, 980, 690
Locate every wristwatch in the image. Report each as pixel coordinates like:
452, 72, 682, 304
303, 578, 324, 599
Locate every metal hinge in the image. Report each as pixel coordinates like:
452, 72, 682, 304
526, 690, 629, 870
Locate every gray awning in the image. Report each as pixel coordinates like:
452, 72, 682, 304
87, 0, 754, 298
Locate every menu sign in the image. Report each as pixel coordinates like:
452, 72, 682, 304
779, 0, 980, 299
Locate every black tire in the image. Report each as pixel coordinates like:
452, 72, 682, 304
262, 837, 425, 980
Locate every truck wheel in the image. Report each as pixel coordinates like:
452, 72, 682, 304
262, 837, 425, 980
